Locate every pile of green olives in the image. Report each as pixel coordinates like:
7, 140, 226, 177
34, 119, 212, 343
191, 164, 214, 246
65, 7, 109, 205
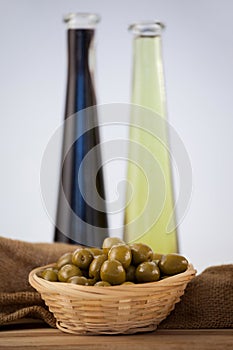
39, 237, 189, 287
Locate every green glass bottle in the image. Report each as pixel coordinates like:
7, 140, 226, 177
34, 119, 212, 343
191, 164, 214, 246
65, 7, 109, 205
123, 22, 178, 254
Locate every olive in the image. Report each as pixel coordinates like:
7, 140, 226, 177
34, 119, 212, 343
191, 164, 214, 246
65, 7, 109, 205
86, 278, 97, 286
135, 261, 160, 283
152, 252, 164, 262
108, 244, 132, 269
160, 276, 170, 280
56, 252, 73, 270
41, 268, 58, 282
67, 276, 89, 285
102, 237, 125, 255
87, 247, 104, 257
100, 259, 126, 285
94, 281, 111, 287
57, 264, 82, 282
159, 254, 188, 275
72, 248, 94, 269
89, 254, 108, 280
80, 269, 90, 278
130, 243, 153, 265
125, 265, 136, 282
49, 242, 189, 287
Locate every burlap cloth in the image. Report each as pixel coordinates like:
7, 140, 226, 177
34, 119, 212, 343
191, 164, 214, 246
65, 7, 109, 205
0, 236, 232, 329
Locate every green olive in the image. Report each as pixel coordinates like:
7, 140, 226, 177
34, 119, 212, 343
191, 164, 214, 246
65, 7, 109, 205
130, 243, 153, 265
67, 276, 89, 285
102, 237, 125, 255
87, 247, 104, 257
80, 269, 90, 278
108, 244, 132, 269
100, 259, 126, 285
57, 264, 82, 282
135, 261, 160, 283
159, 254, 188, 275
89, 254, 108, 280
152, 252, 164, 261
125, 265, 136, 282
72, 248, 94, 269
94, 281, 111, 287
121, 281, 135, 285
41, 268, 58, 282
160, 276, 170, 280
86, 278, 97, 286
56, 252, 73, 270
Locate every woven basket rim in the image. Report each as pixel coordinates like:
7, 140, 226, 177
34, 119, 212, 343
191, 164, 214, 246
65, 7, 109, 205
29, 263, 196, 299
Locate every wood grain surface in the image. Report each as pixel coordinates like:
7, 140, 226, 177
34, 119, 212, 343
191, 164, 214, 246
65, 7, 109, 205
0, 328, 233, 350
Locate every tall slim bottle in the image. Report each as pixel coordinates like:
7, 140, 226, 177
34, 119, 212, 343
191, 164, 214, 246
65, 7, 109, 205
54, 13, 108, 246
124, 22, 178, 253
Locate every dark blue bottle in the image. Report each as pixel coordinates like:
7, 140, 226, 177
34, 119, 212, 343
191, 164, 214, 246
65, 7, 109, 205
54, 13, 108, 247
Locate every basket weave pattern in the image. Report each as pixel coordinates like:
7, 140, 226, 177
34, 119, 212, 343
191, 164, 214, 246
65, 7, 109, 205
29, 264, 196, 335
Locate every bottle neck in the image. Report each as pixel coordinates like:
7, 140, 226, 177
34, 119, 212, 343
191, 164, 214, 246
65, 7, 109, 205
131, 35, 166, 118
67, 29, 95, 70
64, 13, 99, 116
65, 28, 96, 116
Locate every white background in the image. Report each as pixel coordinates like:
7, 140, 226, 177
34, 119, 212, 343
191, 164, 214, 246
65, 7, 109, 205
0, 0, 233, 273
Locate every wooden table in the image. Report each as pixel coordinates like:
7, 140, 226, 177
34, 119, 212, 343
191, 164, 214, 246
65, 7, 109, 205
0, 321, 232, 350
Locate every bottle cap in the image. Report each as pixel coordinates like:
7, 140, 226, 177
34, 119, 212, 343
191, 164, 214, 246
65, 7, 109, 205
129, 21, 165, 37
64, 13, 101, 29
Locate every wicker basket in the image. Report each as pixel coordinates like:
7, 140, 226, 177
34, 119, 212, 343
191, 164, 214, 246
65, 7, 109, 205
29, 263, 196, 335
